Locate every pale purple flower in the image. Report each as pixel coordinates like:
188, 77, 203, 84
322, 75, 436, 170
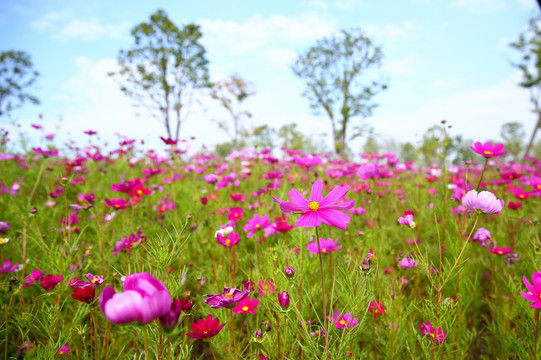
203, 287, 249, 308
462, 190, 504, 214
99, 272, 172, 324
397, 255, 418, 269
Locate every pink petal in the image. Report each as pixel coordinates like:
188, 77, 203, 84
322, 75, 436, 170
318, 208, 351, 230
295, 211, 321, 228
320, 185, 350, 207
524, 276, 537, 294
532, 272, 541, 294
521, 291, 541, 303
309, 180, 323, 202
330, 199, 356, 210
288, 189, 309, 208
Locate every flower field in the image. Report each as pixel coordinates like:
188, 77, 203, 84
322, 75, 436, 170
1, 132, 540, 360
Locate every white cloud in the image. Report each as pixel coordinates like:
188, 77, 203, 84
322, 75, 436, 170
30, 12, 129, 40
453, 0, 507, 13
299, 0, 364, 10
200, 13, 337, 61
384, 54, 426, 75
370, 73, 535, 145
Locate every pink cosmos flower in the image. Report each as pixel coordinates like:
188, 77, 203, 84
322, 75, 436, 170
419, 322, 447, 342
243, 214, 270, 238
397, 255, 418, 269
1, 259, 18, 274
227, 207, 244, 222
306, 238, 342, 254
272, 179, 355, 230
232, 297, 259, 314
488, 246, 512, 256
368, 301, 386, 318
56, 345, 69, 356
470, 141, 508, 158
258, 279, 276, 296
216, 229, 240, 248
398, 212, 416, 228
520, 271, 541, 308
99, 273, 172, 324
329, 310, 358, 329
461, 190, 504, 214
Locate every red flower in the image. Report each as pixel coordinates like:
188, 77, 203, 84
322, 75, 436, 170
186, 314, 226, 339
40, 274, 63, 291
69, 279, 96, 303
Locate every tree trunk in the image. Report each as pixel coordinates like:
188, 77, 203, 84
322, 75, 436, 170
523, 110, 541, 158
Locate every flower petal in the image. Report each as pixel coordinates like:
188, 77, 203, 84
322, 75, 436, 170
320, 185, 350, 207
309, 180, 323, 202
318, 208, 351, 230
295, 211, 321, 228
288, 189, 309, 208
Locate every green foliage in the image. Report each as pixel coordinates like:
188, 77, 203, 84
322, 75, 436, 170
0, 50, 40, 118
500, 121, 526, 161
277, 123, 327, 153
291, 27, 387, 158
109, 9, 210, 141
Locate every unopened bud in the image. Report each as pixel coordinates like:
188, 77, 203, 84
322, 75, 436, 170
278, 291, 290, 309
283, 266, 295, 277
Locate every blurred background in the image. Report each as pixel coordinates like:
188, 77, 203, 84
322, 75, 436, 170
0, 0, 540, 161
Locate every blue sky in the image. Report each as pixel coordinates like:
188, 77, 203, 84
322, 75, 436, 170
0, 0, 539, 153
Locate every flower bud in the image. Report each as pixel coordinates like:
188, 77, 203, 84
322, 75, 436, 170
278, 291, 290, 309
283, 266, 295, 277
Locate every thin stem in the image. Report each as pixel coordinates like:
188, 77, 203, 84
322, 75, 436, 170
533, 309, 540, 360
475, 158, 489, 191
315, 227, 330, 360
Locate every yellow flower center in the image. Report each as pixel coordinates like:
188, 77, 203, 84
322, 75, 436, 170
224, 293, 233, 299
322, 248, 327, 253
483, 150, 493, 155
519, 194, 525, 199
339, 320, 346, 325
256, 224, 260, 228
242, 306, 249, 311
430, 333, 435, 338
308, 201, 320, 211
234, 213, 238, 217
137, 189, 142, 194
497, 251, 503, 255
225, 239, 231, 245
537, 184, 541, 190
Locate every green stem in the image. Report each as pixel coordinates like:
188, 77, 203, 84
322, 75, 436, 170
315, 227, 330, 360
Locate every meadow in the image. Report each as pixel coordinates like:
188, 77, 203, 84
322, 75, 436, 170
0, 128, 540, 360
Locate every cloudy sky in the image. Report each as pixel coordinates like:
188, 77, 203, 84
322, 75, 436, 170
0, 0, 539, 154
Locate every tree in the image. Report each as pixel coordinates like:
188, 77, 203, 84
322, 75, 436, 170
291, 27, 386, 159
510, 16, 541, 158
209, 74, 255, 147
0, 50, 40, 118
500, 121, 525, 161
109, 10, 210, 141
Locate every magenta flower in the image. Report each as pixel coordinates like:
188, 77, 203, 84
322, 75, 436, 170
243, 214, 270, 238
186, 314, 226, 339
470, 141, 508, 158
216, 231, 240, 248
306, 238, 342, 254
1, 259, 18, 274
203, 287, 249, 308
232, 297, 259, 314
159, 298, 182, 329
85, 273, 104, 286
272, 179, 355, 230
99, 273, 172, 324
22, 269, 44, 288
329, 310, 358, 329
258, 279, 276, 296
488, 246, 512, 256
397, 255, 418, 269
40, 274, 63, 291
227, 207, 244, 222
398, 210, 416, 228
419, 322, 447, 342
56, 345, 70, 356
520, 271, 541, 308
461, 190, 504, 214
368, 301, 386, 318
